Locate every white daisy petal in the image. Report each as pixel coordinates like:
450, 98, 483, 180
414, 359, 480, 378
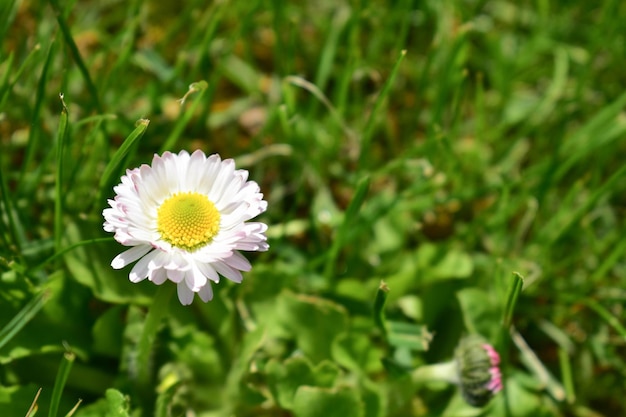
224, 251, 252, 272
167, 268, 185, 283
102, 150, 268, 305
184, 264, 207, 292
213, 261, 243, 283
149, 268, 168, 285
177, 282, 195, 305
196, 261, 220, 283
198, 283, 214, 302
111, 245, 152, 269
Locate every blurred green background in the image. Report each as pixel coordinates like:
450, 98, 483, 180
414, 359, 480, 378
1, 0, 626, 416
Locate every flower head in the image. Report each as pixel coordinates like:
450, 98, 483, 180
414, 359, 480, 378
103, 150, 268, 305
455, 334, 503, 407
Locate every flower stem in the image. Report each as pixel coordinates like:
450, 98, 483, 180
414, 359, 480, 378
411, 360, 459, 385
135, 284, 174, 394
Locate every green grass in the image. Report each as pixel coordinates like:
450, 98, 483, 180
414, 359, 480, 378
2, 0, 626, 416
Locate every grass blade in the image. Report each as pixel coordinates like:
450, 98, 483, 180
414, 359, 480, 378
47, 0, 102, 112
583, 298, 626, 340
48, 351, 76, 417
0, 154, 23, 252
359, 50, 406, 168
25, 388, 43, 417
511, 328, 566, 401
19, 40, 56, 194
159, 81, 208, 153
540, 163, 626, 244
54, 95, 69, 254
323, 176, 370, 281
0, 291, 49, 350
98, 119, 150, 192
502, 272, 524, 329
34, 237, 113, 272
0, 44, 42, 111
558, 347, 576, 404
0, 0, 19, 43
373, 281, 389, 337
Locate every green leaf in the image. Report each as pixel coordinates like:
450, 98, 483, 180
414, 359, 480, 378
417, 243, 474, 282
266, 356, 335, 409
73, 389, 131, 417
276, 292, 348, 362
332, 332, 383, 374
91, 305, 125, 358
456, 288, 500, 341
386, 321, 433, 352
292, 386, 364, 417
62, 220, 154, 304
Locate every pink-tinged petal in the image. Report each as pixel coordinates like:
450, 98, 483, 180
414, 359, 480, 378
483, 344, 501, 365
224, 251, 251, 271
129, 250, 160, 282
149, 268, 168, 285
198, 283, 213, 302
214, 261, 243, 283
167, 269, 185, 283
111, 245, 152, 269
196, 262, 220, 283
177, 282, 194, 305
184, 265, 207, 292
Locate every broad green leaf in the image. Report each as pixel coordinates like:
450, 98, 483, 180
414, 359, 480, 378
266, 356, 341, 410
332, 332, 383, 374
91, 305, 125, 358
456, 288, 500, 341
292, 385, 364, 417
360, 378, 384, 417
417, 243, 474, 282
63, 221, 154, 304
73, 389, 132, 417
276, 292, 348, 362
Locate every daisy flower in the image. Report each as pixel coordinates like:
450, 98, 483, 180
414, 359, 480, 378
103, 150, 268, 305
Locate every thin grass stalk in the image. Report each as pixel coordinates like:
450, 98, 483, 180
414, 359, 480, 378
98, 119, 150, 195
160, 81, 208, 153
359, 50, 406, 169
323, 176, 370, 282
0, 290, 48, 350
47, 0, 102, 112
48, 352, 75, 417
19, 40, 56, 194
54, 95, 69, 254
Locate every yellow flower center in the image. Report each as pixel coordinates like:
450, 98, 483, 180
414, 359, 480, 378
157, 192, 220, 251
